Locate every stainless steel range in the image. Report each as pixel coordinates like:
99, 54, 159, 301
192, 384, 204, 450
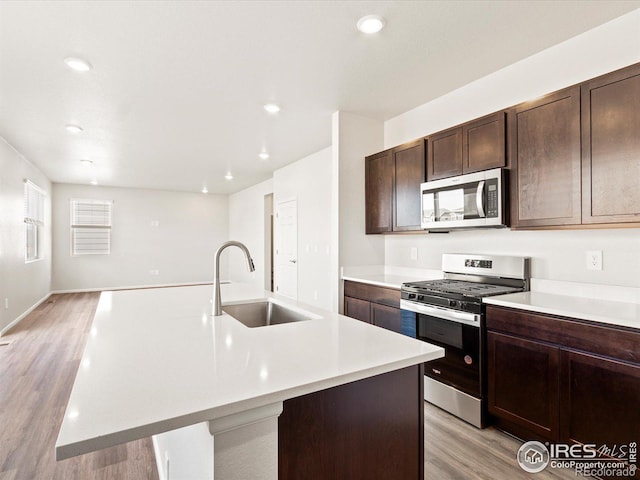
400, 254, 530, 428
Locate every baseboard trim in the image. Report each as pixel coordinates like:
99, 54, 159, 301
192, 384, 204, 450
50, 281, 214, 295
0, 293, 52, 337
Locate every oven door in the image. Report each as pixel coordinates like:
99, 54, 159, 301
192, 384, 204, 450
400, 300, 482, 398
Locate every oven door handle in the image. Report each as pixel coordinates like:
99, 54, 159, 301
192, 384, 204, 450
400, 299, 481, 327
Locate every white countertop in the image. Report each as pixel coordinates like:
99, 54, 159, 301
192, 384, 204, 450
56, 283, 443, 460
342, 266, 442, 289
484, 291, 640, 330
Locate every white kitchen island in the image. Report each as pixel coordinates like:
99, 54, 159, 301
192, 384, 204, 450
56, 283, 443, 479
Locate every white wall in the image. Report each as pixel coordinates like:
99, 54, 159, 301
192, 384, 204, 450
0, 137, 52, 335
383, 9, 640, 288
227, 178, 273, 289
332, 111, 385, 312
273, 147, 333, 310
52, 184, 228, 292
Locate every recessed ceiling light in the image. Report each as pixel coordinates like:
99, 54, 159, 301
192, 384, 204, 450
263, 103, 280, 114
64, 57, 93, 72
224, 173, 234, 181
357, 15, 385, 34
80, 159, 93, 166
258, 152, 270, 160
90, 179, 98, 186
65, 124, 83, 134
202, 187, 208, 194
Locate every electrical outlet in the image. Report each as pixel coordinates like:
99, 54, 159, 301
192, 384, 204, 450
410, 247, 418, 261
4, 298, 8, 309
586, 250, 603, 271
149, 269, 160, 276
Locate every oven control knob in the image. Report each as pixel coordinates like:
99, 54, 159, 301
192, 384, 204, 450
417, 295, 424, 301
448, 300, 458, 308
408, 293, 416, 300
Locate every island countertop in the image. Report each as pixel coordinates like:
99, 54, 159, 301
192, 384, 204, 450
56, 283, 443, 460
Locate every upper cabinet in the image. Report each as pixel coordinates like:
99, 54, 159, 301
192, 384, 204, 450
365, 62, 640, 234
509, 87, 582, 228
463, 112, 506, 173
365, 140, 425, 234
365, 149, 394, 234
427, 111, 506, 181
581, 63, 640, 225
427, 127, 462, 180
393, 140, 426, 231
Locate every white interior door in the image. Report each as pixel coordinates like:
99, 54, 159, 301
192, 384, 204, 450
274, 199, 297, 299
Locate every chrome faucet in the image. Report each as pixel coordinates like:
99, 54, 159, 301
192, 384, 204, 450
212, 241, 255, 316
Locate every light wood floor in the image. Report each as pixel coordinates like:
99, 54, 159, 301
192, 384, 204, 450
1, 292, 574, 480
424, 402, 574, 480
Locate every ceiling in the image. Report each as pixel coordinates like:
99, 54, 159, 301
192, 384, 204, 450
1, 1, 638, 194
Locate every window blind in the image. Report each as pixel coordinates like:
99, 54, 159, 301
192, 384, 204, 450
24, 180, 45, 262
70, 199, 112, 255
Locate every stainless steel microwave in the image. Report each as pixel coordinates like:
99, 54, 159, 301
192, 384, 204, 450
420, 168, 507, 231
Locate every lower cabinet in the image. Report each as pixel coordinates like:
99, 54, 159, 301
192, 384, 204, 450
486, 305, 640, 475
487, 331, 559, 441
560, 350, 640, 448
344, 296, 371, 323
343, 280, 402, 334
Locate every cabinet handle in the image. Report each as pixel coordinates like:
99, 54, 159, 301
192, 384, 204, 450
432, 368, 441, 375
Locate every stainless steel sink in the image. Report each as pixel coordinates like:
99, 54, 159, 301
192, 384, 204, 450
223, 300, 316, 328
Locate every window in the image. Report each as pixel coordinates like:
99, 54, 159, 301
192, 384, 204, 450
24, 180, 45, 262
70, 199, 113, 255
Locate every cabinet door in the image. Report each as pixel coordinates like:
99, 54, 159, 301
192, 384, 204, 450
582, 63, 640, 224
365, 150, 394, 234
427, 127, 463, 180
487, 331, 560, 441
560, 350, 640, 449
344, 296, 371, 323
371, 303, 402, 333
393, 140, 425, 231
463, 111, 506, 173
510, 86, 581, 227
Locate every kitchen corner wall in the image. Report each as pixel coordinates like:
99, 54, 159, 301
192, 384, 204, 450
384, 9, 640, 288
0, 137, 52, 335
52, 183, 228, 292
227, 178, 273, 289
274, 147, 333, 310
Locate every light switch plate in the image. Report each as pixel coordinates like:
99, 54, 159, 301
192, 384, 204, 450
410, 247, 418, 261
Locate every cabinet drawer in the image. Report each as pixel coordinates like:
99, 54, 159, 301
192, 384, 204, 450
486, 305, 640, 364
344, 281, 400, 308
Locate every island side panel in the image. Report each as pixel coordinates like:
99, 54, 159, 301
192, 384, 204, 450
278, 364, 424, 480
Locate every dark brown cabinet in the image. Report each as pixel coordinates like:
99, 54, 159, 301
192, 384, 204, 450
344, 296, 371, 323
486, 305, 640, 467
427, 111, 506, 181
581, 63, 640, 225
365, 149, 394, 233
463, 112, 506, 173
365, 140, 425, 234
509, 86, 582, 228
343, 280, 402, 334
280, 365, 424, 480
393, 140, 425, 231
427, 127, 462, 180
560, 350, 640, 449
487, 331, 560, 441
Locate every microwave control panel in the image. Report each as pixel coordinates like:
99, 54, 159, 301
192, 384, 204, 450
486, 178, 499, 218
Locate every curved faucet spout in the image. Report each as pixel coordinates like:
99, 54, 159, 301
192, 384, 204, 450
212, 241, 255, 316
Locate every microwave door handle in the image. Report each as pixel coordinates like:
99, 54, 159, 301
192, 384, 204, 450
476, 180, 485, 217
